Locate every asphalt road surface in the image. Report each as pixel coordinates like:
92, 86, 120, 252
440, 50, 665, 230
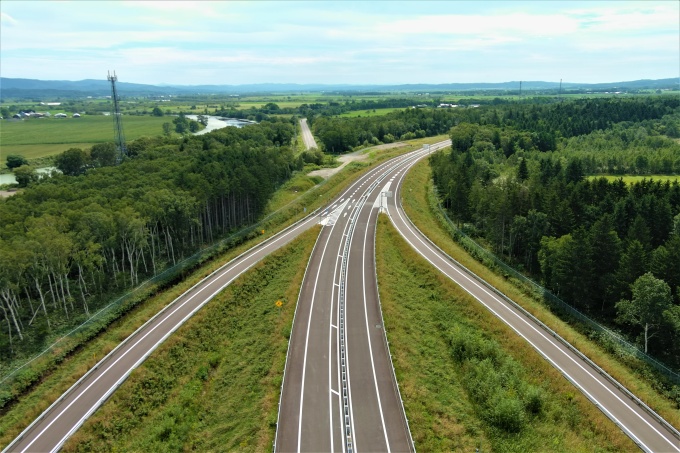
300, 118, 318, 150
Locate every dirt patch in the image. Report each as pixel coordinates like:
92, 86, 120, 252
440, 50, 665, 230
308, 152, 368, 179
369, 142, 406, 151
307, 143, 406, 179
0, 190, 19, 198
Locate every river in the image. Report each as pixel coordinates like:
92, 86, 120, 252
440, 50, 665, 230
0, 167, 58, 185
186, 115, 255, 135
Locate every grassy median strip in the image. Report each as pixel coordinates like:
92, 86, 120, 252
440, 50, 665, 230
399, 158, 680, 433
61, 225, 319, 452
376, 215, 634, 452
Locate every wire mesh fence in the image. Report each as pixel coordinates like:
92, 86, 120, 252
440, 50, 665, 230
428, 187, 680, 385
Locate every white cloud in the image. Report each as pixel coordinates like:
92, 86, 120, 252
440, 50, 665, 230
0, 12, 18, 26
0, 1, 676, 84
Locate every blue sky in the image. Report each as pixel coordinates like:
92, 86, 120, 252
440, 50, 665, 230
1, 1, 678, 85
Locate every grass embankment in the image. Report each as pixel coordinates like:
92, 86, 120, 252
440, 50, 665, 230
400, 158, 680, 431
61, 226, 319, 452
586, 175, 680, 184
0, 116, 169, 161
376, 216, 633, 451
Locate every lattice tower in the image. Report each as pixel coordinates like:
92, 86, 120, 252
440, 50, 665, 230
107, 71, 127, 162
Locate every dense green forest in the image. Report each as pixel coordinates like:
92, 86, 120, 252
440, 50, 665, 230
306, 95, 680, 156
0, 119, 298, 360
430, 96, 680, 368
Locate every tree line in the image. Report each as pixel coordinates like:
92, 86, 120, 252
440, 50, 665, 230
0, 118, 299, 360
430, 97, 680, 368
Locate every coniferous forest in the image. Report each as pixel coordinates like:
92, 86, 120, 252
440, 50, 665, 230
430, 96, 680, 368
0, 119, 297, 360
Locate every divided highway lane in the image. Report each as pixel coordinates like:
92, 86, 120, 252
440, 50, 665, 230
4, 214, 322, 453
276, 144, 447, 453
387, 149, 680, 453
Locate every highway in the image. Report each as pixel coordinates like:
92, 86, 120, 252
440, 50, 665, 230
5, 139, 680, 452
3, 145, 432, 453
299, 118, 318, 150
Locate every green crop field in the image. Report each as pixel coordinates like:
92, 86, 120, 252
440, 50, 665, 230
587, 175, 680, 184
0, 115, 168, 160
338, 107, 403, 118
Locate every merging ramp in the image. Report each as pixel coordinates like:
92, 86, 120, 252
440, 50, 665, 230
4, 215, 320, 453
386, 144, 680, 453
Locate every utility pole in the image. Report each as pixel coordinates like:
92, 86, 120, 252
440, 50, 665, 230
559, 78, 563, 101
107, 71, 127, 163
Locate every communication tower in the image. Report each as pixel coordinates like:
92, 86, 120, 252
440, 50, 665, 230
107, 71, 127, 162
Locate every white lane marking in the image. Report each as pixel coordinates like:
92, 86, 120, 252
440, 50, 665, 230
331, 389, 340, 396
320, 200, 349, 227
331, 324, 337, 329
359, 199, 391, 451
389, 160, 678, 453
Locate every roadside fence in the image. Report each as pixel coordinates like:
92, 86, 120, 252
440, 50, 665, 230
426, 185, 680, 386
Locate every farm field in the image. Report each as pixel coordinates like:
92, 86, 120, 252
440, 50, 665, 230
586, 175, 680, 184
338, 107, 403, 117
0, 116, 168, 160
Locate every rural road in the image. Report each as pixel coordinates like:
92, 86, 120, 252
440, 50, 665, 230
300, 118, 318, 150
5, 141, 679, 452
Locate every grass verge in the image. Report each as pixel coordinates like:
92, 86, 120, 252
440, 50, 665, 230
60, 225, 319, 452
400, 158, 680, 431
376, 215, 634, 452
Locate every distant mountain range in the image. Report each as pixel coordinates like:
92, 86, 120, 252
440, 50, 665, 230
1, 77, 678, 98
